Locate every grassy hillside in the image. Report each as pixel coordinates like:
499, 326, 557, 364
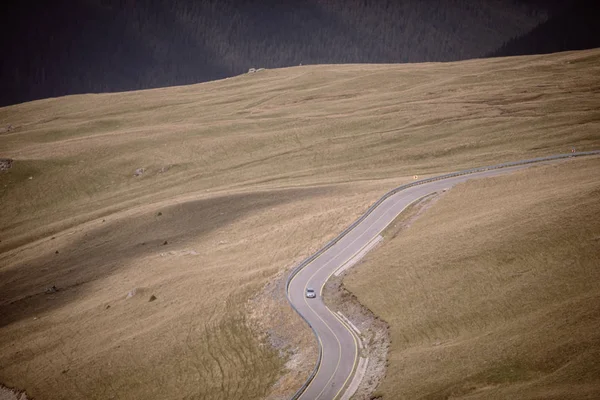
345, 157, 600, 399
0, 49, 599, 399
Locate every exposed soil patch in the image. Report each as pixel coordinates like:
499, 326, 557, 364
0, 125, 14, 134
0, 159, 13, 171
0, 384, 29, 400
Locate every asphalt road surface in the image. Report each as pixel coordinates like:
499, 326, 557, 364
287, 153, 599, 400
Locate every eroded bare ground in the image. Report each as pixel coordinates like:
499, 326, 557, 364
0, 386, 28, 400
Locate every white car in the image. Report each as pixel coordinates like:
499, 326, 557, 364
305, 288, 316, 298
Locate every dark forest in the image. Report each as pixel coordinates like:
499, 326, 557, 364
1, 0, 598, 107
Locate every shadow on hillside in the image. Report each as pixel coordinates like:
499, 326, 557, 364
0, 186, 331, 327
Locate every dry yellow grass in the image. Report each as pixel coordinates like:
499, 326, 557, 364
345, 157, 600, 399
0, 48, 599, 399
2, 49, 599, 251
0, 182, 389, 399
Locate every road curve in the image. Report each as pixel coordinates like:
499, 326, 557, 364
286, 151, 599, 400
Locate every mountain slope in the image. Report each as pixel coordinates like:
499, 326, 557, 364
0, 49, 599, 399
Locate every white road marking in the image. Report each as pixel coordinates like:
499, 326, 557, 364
336, 312, 362, 337
340, 356, 369, 400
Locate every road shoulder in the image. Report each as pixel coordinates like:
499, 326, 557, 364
322, 192, 443, 399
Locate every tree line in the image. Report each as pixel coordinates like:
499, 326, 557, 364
0, 0, 590, 107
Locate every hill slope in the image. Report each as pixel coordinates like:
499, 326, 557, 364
345, 157, 600, 399
0, 49, 599, 399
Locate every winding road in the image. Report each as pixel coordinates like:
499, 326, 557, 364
286, 152, 599, 400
